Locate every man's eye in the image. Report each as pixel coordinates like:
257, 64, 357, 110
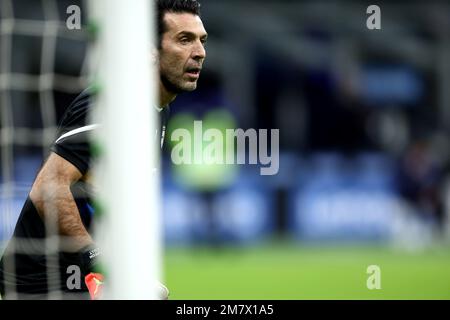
180, 38, 189, 44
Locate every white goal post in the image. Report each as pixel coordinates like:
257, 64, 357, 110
88, 0, 161, 299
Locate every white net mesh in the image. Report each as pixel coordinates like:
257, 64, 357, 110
0, 0, 90, 299
0, 0, 160, 300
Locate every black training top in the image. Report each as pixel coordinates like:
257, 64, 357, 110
0, 89, 169, 298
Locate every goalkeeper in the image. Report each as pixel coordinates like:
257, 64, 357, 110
0, 0, 207, 299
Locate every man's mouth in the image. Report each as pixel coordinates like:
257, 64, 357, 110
185, 67, 201, 78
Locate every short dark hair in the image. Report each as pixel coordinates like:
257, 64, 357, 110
157, 0, 201, 48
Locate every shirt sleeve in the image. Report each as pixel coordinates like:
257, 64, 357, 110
50, 89, 94, 176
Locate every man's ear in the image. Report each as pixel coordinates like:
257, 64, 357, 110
151, 48, 159, 65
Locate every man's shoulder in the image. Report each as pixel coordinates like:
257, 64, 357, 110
51, 88, 96, 176
59, 88, 93, 131
66, 88, 92, 118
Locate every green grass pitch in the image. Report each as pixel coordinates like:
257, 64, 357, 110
165, 242, 450, 300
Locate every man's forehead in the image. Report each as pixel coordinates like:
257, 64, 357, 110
163, 12, 207, 36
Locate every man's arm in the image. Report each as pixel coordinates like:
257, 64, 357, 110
29, 152, 93, 252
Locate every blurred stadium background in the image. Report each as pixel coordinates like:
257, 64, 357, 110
1, 0, 450, 299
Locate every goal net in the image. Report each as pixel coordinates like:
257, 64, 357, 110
0, 0, 161, 299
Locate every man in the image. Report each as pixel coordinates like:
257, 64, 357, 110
0, 0, 207, 299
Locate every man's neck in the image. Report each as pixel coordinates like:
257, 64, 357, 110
159, 81, 177, 108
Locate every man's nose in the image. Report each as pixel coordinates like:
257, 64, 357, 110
192, 41, 206, 61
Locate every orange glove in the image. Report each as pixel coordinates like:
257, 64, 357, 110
85, 272, 104, 300
84, 274, 169, 300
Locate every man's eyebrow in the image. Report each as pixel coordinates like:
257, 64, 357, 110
176, 31, 208, 38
